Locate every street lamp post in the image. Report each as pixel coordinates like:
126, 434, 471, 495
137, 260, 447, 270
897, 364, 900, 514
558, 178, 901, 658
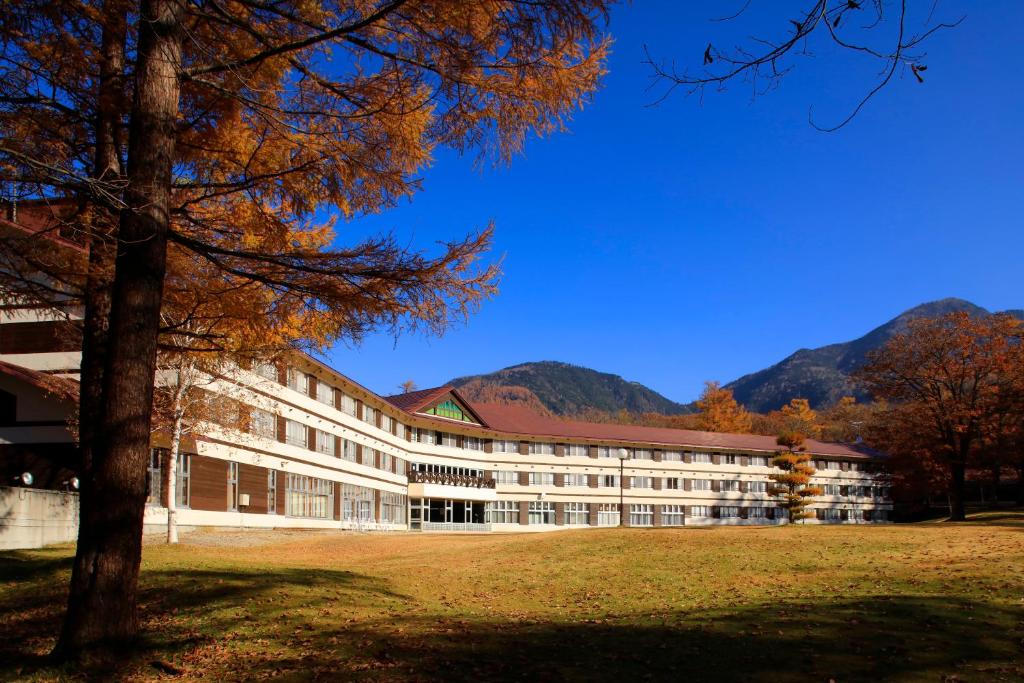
617, 448, 630, 527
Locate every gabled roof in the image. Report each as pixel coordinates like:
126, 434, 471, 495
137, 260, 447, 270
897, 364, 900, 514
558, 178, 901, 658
383, 386, 487, 427
0, 360, 79, 403
471, 403, 879, 459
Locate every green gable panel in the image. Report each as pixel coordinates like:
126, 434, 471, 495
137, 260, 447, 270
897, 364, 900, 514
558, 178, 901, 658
422, 399, 478, 424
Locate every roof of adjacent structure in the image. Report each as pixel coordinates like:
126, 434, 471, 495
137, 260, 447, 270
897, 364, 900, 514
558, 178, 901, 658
0, 360, 79, 403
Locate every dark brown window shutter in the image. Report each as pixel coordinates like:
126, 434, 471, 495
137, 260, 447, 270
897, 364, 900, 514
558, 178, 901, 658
588, 503, 600, 525
712, 453, 721, 465
683, 452, 692, 464
554, 502, 565, 525
518, 441, 529, 456
711, 506, 720, 519
711, 480, 721, 493
307, 426, 317, 451
276, 362, 287, 385
588, 474, 599, 488
483, 440, 493, 453
652, 477, 662, 491
334, 435, 341, 458
589, 445, 599, 459
355, 400, 363, 421
652, 450, 663, 462
740, 455, 749, 467
554, 473, 565, 487
333, 389, 342, 411
518, 471, 529, 486
683, 479, 692, 491
307, 375, 317, 399
355, 443, 363, 465
276, 416, 286, 444
622, 476, 631, 489
518, 501, 529, 525
555, 444, 566, 457
740, 507, 749, 519
816, 509, 825, 520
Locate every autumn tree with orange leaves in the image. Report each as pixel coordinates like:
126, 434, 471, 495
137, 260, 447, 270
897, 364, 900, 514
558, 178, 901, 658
695, 380, 752, 433
768, 432, 821, 523
1, 0, 613, 654
857, 312, 1024, 521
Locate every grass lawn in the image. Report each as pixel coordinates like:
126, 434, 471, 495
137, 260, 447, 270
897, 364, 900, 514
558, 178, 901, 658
2, 514, 1024, 682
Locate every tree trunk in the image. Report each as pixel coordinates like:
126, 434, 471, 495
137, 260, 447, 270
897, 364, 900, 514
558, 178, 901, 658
165, 389, 184, 544
55, 0, 183, 654
990, 462, 1001, 505
1016, 465, 1024, 508
948, 461, 967, 521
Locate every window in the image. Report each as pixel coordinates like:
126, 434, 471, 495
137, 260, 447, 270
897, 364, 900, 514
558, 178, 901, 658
227, 461, 239, 511
380, 492, 407, 524
440, 433, 457, 448
340, 394, 357, 416
414, 429, 436, 445
748, 506, 767, 519
254, 362, 278, 381
147, 449, 163, 506
721, 480, 740, 492
379, 451, 392, 471
528, 472, 555, 486
394, 458, 405, 476
285, 419, 307, 448
598, 474, 620, 488
598, 446, 613, 458
287, 474, 334, 518
528, 501, 555, 525
251, 408, 276, 440
722, 454, 737, 465
630, 504, 653, 527
630, 476, 652, 489
566, 444, 589, 457
824, 460, 841, 470
821, 484, 840, 496
748, 481, 767, 493
564, 473, 588, 487
692, 479, 712, 491
662, 505, 685, 526
464, 437, 483, 451
691, 452, 712, 464
690, 505, 711, 518
287, 367, 308, 394
528, 442, 555, 455
316, 429, 334, 456
718, 506, 740, 518
492, 440, 517, 453
267, 470, 277, 514
489, 501, 518, 524
564, 502, 588, 525
597, 504, 620, 527
634, 449, 652, 460
340, 483, 374, 521
664, 477, 682, 490
363, 405, 377, 426
662, 450, 683, 462
423, 399, 476, 422
849, 461, 861, 472
749, 456, 769, 467
381, 414, 393, 433
342, 439, 358, 462
175, 452, 190, 508
494, 470, 518, 485
316, 381, 333, 405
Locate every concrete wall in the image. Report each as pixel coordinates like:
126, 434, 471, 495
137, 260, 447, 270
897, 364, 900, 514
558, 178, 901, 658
0, 486, 78, 549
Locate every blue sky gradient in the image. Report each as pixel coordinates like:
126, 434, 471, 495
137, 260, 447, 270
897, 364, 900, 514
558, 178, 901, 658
323, 1, 1023, 404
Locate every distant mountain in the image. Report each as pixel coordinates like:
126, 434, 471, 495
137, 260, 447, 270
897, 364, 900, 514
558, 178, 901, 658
449, 361, 691, 417
725, 298, 1023, 413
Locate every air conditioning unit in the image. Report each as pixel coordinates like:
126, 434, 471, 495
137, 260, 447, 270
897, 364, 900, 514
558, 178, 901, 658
239, 493, 251, 507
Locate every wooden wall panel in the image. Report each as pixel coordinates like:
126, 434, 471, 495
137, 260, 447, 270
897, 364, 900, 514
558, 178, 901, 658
190, 454, 228, 512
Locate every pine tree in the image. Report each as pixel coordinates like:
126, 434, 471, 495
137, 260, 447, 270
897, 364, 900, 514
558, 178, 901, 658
768, 432, 822, 523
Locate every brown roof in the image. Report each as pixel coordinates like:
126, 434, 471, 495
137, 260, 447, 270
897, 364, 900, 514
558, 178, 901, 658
0, 360, 79, 403
470, 403, 879, 459
383, 386, 455, 413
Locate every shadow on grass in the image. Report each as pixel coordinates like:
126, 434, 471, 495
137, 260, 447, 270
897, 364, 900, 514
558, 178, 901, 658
2, 554, 1021, 682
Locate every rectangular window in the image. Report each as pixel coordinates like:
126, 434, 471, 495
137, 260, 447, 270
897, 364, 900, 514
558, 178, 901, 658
287, 474, 334, 519
662, 505, 685, 526
440, 433, 457, 447
528, 472, 555, 486
564, 473, 588, 487
692, 479, 712, 491
341, 483, 374, 522
690, 505, 711, 518
721, 480, 740, 492
824, 460, 840, 470
254, 362, 278, 381
528, 501, 555, 525
748, 506, 767, 519
630, 476, 652, 489
492, 440, 517, 453
316, 381, 333, 405
494, 470, 518, 485
566, 444, 589, 457
380, 414, 393, 433
634, 449, 652, 460
598, 446, 612, 458
598, 474, 620, 488
719, 506, 740, 518
267, 470, 277, 514
691, 452, 712, 464
662, 450, 683, 462
464, 437, 482, 451
251, 408, 277, 440
748, 481, 767, 493
147, 448, 163, 506
340, 394, 357, 416
342, 439, 358, 462
227, 461, 239, 511
528, 442, 555, 455
749, 456, 769, 467
564, 502, 588, 525
415, 429, 436, 445
363, 405, 377, 426
176, 452, 190, 508
285, 419, 307, 448
316, 429, 334, 456
664, 477, 682, 490
822, 484, 840, 496
287, 367, 308, 394
489, 501, 518, 524
630, 504, 653, 526
722, 454, 737, 465
597, 503, 620, 527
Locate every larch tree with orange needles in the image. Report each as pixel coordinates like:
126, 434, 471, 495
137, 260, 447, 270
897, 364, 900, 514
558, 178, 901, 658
857, 312, 1024, 521
695, 380, 752, 433
2, 0, 613, 654
768, 431, 822, 523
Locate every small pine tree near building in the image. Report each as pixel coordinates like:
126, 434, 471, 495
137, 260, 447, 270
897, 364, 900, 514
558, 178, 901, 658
768, 432, 822, 523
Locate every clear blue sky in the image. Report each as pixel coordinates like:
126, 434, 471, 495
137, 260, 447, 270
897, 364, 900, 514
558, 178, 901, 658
323, 1, 1024, 404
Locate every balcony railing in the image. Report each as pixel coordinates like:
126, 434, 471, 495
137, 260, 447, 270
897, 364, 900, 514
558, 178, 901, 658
408, 471, 496, 489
